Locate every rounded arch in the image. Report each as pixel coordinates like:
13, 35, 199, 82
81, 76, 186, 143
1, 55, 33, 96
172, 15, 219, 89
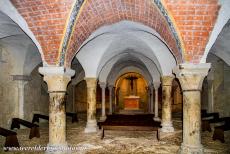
0, 2, 45, 64
0, 11, 42, 76
76, 21, 176, 79
98, 52, 160, 84
60, 0, 184, 66
71, 58, 86, 85
201, 0, 230, 63
206, 19, 230, 66
108, 66, 153, 86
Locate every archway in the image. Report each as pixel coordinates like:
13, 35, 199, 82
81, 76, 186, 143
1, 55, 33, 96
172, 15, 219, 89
115, 72, 148, 113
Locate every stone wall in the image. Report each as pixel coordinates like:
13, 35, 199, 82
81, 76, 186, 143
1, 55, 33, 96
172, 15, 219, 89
0, 46, 49, 128
24, 65, 49, 121
212, 60, 230, 117
0, 47, 18, 128
205, 54, 230, 117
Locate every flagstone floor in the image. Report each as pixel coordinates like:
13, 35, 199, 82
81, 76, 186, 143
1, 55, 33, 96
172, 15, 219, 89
0, 114, 229, 154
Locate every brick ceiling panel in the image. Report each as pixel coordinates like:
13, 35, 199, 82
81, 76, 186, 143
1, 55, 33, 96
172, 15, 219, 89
65, 0, 181, 67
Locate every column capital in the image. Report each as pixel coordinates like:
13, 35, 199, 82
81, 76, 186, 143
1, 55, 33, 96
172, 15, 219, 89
39, 66, 75, 77
161, 75, 174, 86
99, 82, 106, 88
39, 67, 75, 92
108, 85, 114, 90
153, 81, 161, 89
84, 78, 97, 89
173, 63, 211, 91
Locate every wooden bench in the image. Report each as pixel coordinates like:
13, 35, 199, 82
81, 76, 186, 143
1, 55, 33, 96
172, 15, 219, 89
99, 114, 160, 140
202, 112, 219, 132
212, 117, 230, 143
11, 118, 40, 139
0, 127, 19, 150
98, 114, 155, 129
66, 112, 78, 123
32, 114, 49, 123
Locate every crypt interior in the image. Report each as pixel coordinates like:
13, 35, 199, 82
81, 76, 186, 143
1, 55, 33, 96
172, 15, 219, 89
0, 0, 230, 154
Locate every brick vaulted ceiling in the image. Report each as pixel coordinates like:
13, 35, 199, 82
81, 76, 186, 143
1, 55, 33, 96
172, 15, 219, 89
10, 0, 75, 65
10, 0, 219, 67
63, 0, 183, 67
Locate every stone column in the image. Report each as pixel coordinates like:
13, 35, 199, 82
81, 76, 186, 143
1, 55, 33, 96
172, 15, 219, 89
207, 68, 214, 113
146, 86, 151, 113
161, 76, 174, 132
153, 82, 161, 121
39, 67, 75, 154
12, 75, 31, 119
173, 63, 210, 154
108, 85, 113, 114
149, 84, 154, 114
99, 82, 106, 121
72, 85, 75, 112
207, 79, 214, 113
84, 78, 98, 133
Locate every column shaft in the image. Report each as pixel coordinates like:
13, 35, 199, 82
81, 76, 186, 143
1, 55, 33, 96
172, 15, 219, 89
85, 78, 98, 133
72, 85, 75, 112
150, 86, 154, 113
100, 83, 106, 121
49, 92, 66, 145
18, 81, 27, 119
182, 91, 201, 149
109, 86, 113, 114
161, 76, 174, 132
207, 80, 214, 113
154, 83, 160, 121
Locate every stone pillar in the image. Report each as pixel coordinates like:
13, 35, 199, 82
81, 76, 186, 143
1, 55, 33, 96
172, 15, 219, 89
149, 84, 154, 114
207, 79, 214, 113
108, 85, 113, 114
72, 85, 75, 112
84, 78, 98, 133
146, 86, 151, 113
173, 63, 211, 154
161, 76, 174, 132
99, 82, 106, 121
153, 82, 161, 121
39, 67, 75, 154
12, 75, 31, 119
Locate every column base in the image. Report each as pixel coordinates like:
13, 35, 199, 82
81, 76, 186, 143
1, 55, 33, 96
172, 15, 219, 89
45, 143, 71, 154
84, 120, 98, 133
99, 116, 107, 121
153, 117, 161, 122
161, 122, 174, 132
179, 143, 203, 154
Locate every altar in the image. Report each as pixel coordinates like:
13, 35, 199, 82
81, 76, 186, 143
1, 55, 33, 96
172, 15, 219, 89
124, 95, 140, 110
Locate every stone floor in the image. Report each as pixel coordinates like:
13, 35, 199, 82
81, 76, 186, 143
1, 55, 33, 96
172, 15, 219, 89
0, 114, 229, 154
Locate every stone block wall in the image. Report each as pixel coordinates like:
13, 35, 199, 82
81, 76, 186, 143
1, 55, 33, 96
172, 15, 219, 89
0, 47, 18, 128
0, 46, 49, 128
204, 54, 230, 117
24, 65, 49, 122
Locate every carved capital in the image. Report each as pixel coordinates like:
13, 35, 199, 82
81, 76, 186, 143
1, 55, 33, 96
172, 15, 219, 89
39, 67, 75, 92
99, 82, 106, 89
153, 81, 161, 89
161, 75, 174, 86
173, 63, 211, 91
84, 78, 97, 88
